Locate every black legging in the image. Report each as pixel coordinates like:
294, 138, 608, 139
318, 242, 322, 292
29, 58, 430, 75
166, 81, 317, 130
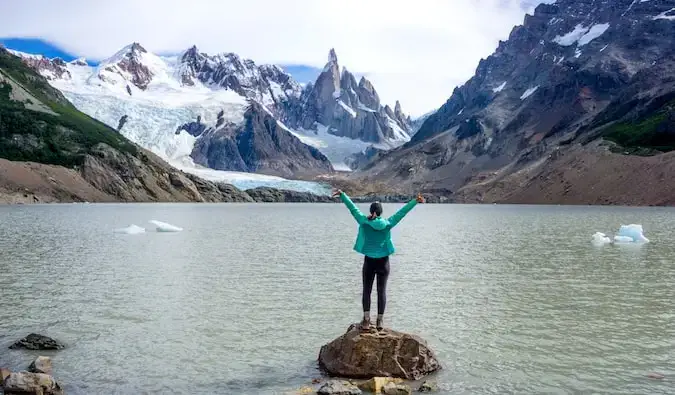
362, 256, 390, 315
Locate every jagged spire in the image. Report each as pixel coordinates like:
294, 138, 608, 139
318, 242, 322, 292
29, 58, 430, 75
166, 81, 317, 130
328, 48, 338, 64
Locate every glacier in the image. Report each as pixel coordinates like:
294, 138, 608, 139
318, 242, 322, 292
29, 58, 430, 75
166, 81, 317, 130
13, 48, 350, 196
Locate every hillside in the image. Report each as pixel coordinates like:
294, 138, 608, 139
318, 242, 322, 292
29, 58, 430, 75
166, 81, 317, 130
356, 0, 675, 205
0, 47, 260, 203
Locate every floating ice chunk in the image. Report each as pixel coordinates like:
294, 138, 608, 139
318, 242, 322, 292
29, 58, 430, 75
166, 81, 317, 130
591, 232, 612, 246
149, 220, 183, 232
617, 224, 650, 243
613, 235, 635, 244
114, 224, 146, 234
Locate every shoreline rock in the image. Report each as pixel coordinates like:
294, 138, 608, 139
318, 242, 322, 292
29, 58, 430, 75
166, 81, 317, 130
2, 371, 64, 395
9, 334, 64, 350
318, 324, 441, 380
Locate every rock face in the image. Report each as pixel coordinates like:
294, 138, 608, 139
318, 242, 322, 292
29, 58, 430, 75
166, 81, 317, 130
318, 324, 441, 380
191, 101, 334, 178
358, 0, 675, 204
2, 371, 64, 395
284, 49, 411, 145
10, 334, 64, 350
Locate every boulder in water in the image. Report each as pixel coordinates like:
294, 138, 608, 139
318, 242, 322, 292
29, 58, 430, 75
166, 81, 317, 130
10, 334, 64, 350
318, 324, 441, 380
2, 371, 64, 395
317, 380, 362, 395
28, 356, 53, 375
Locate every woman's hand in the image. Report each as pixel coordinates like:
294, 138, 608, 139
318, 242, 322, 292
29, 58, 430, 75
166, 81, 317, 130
332, 189, 343, 198
416, 193, 425, 203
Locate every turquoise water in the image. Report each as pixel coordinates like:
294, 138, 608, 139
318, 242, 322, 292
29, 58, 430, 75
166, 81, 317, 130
0, 203, 673, 394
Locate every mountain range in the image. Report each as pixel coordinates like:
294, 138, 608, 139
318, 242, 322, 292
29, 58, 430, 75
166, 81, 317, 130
3, 0, 675, 205
7, 43, 412, 188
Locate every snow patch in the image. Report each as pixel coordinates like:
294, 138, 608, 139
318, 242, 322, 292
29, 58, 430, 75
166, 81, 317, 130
600, 44, 609, 52
492, 81, 507, 93
458, 108, 464, 115
357, 102, 377, 113
553, 23, 610, 47
578, 24, 610, 46
520, 86, 539, 100
332, 89, 342, 99
653, 8, 675, 20
553, 24, 589, 46
338, 100, 357, 118
575, 49, 582, 58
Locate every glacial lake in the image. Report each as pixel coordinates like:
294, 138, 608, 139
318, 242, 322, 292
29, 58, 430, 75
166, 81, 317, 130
0, 203, 673, 394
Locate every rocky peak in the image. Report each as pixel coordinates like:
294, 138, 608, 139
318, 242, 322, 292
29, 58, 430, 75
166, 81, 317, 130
96, 42, 154, 90
175, 47, 301, 106
190, 99, 334, 178
8, 51, 71, 81
69, 57, 88, 66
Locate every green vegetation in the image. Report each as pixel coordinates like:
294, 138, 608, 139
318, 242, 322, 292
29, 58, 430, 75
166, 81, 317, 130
0, 49, 137, 167
603, 99, 675, 155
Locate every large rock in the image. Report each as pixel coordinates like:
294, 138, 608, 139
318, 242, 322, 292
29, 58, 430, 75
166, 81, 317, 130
318, 324, 441, 380
10, 334, 64, 350
2, 371, 64, 395
28, 356, 53, 375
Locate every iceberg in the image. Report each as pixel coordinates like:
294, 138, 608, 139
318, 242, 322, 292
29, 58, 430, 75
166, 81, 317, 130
616, 224, 650, 243
591, 224, 650, 246
114, 224, 146, 234
149, 220, 183, 232
591, 232, 612, 246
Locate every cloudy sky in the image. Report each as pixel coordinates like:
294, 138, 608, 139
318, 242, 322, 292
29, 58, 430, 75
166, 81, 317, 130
1, 0, 547, 116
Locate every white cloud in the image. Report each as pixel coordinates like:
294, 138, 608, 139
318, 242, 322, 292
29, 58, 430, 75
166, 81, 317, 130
0, 0, 545, 117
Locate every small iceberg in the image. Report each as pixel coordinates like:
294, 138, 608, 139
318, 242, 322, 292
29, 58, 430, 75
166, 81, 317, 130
149, 220, 183, 232
591, 224, 650, 246
591, 232, 612, 246
114, 224, 146, 234
616, 224, 649, 243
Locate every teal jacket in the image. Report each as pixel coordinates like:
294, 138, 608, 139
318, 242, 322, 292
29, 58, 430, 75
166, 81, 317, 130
340, 192, 418, 258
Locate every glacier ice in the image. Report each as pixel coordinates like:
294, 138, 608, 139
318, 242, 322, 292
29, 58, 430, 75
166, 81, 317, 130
149, 220, 183, 232
591, 232, 612, 246
616, 224, 650, 243
114, 224, 146, 234
591, 224, 650, 246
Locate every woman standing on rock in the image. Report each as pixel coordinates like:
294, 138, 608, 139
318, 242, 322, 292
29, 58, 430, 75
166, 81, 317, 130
333, 190, 425, 331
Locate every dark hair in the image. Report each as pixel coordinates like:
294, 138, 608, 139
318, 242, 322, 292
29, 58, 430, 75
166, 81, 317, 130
368, 201, 383, 220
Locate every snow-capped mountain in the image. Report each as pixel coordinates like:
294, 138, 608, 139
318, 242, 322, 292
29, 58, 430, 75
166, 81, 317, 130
9, 44, 412, 193
285, 49, 411, 145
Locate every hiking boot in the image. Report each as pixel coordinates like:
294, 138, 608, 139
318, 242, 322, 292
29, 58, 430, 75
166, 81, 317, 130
359, 317, 372, 331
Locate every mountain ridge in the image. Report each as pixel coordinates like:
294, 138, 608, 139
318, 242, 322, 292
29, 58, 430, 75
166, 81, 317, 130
354, 0, 675, 205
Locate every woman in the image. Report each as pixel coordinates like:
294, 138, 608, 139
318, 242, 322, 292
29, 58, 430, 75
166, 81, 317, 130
333, 189, 425, 331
